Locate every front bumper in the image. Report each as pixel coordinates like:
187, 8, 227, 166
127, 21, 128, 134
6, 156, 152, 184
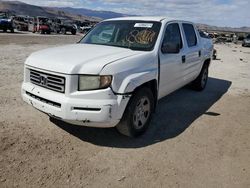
21, 82, 129, 128
0, 22, 13, 29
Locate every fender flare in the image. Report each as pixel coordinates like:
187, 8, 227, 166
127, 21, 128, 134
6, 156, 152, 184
112, 70, 158, 120
114, 70, 158, 95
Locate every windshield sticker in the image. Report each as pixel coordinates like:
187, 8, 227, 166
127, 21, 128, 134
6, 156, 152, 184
126, 30, 156, 44
134, 23, 153, 28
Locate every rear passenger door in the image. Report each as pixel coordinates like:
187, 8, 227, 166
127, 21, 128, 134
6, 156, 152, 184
181, 23, 202, 83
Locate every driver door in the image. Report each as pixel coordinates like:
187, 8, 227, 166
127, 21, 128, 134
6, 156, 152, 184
158, 22, 185, 99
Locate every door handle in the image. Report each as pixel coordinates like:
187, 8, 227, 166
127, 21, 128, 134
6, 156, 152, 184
182, 55, 186, 63
199, 50, 201, 57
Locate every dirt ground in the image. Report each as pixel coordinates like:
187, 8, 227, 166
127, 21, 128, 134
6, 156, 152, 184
0, 32, 250, 188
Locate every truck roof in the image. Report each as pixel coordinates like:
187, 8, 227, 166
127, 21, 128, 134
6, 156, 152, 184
105, 16, 194, 25
106, 16, 167, 22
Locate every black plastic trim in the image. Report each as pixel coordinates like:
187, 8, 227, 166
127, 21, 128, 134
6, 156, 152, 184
26, 91, 61, 108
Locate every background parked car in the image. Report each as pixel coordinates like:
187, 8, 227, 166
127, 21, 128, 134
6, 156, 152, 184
242, 34, 250, 47
80, 25, 92, 34
13, 15, 29, 31
30, 16, 51, 34
0, 12, 14, 33
50, 18, 77, 35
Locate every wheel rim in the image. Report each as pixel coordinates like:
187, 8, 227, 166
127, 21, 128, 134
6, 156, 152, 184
201, 68, 208, 88
133, 96, 150, 129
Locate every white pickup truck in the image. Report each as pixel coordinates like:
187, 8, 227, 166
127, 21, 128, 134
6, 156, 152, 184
22, 17, 213, 137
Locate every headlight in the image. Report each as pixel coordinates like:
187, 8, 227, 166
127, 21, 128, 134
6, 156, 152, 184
78, 75, 112, 91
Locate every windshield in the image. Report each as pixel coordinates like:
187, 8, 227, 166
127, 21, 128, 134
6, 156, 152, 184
38, 18, 49, 24
0, 13, 7, 19
80, 20, 162, 51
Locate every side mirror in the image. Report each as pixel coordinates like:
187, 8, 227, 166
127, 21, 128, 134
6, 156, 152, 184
162, 42, 180, 54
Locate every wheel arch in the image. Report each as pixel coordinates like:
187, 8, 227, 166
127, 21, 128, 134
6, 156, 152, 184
132, 79, 158, 111
203, 58, 211, 68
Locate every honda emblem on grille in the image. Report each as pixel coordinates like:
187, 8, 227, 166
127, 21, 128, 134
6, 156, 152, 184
40, 75, 47, 86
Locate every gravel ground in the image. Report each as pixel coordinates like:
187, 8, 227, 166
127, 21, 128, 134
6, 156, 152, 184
0, 32, 250, 188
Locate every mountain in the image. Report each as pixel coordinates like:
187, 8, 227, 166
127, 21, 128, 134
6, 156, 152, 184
197, 23, 250, 33
56, 7, 130, 20
0, 0, 100, 21
0, 0, 128, 21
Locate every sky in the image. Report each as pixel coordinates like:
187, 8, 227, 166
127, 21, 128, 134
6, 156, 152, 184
3, 0, 250, 27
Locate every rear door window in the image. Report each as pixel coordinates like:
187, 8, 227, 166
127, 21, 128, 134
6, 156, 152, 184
183, 23, 197, 47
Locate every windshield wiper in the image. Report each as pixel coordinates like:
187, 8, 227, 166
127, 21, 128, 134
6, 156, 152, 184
128, 46, 149, 51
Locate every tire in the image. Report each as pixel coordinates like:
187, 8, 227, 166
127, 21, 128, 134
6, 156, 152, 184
3, 28, 7, 32
61, 28, 66, 35
116, 87, 154, 137
191, 64, 209, 91
71, 29, 76, 35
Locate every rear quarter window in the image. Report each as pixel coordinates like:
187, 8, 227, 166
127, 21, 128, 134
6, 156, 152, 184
183, 23, 197, 47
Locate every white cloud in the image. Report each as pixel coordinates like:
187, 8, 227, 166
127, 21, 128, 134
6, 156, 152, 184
2, 0, 249, 27
96, 0, 250, 27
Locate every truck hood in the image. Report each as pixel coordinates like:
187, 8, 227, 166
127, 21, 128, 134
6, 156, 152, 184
0, 19, 11, 23
26, 44, 142, 74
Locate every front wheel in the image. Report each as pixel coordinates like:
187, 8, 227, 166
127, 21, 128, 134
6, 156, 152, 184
61, 28, 66, 35
191, 64, 209, 91
116, 87, 154, 137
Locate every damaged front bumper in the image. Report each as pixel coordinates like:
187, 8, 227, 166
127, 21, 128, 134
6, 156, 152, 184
21, 82, 130, 128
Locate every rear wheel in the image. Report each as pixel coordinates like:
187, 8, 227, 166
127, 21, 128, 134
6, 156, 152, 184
71, 29, 76, 35
191, 64, 209, 91
116, 87, 154, 137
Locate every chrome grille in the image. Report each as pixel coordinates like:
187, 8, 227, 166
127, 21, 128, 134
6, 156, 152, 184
29, 69, 65, 93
